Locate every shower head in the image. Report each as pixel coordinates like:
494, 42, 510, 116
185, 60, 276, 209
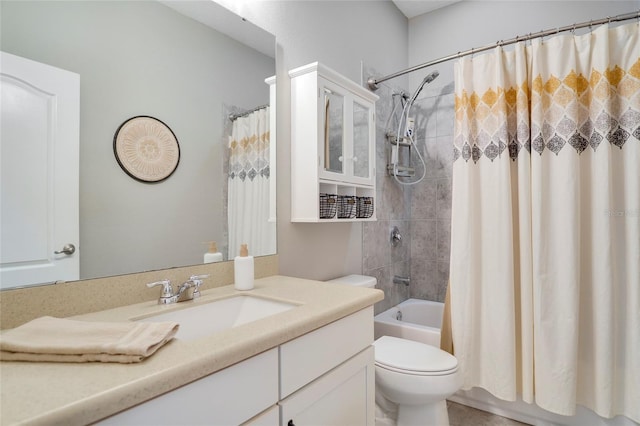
408, 70, 439, 104
423, 70, 439, 84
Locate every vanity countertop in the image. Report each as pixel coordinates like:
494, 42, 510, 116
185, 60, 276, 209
0, 275, 383, 425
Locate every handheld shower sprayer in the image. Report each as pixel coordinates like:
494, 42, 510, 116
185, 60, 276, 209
408, 71, 439, 105
424, 70, 440, 84
390, 70, 440, 184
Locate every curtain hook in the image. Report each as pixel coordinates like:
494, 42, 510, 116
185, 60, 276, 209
571, 23, 576, 34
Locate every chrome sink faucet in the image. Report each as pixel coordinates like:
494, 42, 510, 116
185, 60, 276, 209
146, 275, 209, 305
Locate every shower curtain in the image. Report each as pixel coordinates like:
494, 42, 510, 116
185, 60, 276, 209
227, 107, 276, 259
450, 22, 639, 421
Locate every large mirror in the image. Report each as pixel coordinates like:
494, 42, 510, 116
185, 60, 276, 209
0, 0, 276, 288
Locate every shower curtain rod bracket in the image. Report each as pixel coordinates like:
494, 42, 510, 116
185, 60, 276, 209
367, 77, 380, 91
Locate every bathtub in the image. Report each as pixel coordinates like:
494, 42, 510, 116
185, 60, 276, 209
374, 298, 443, 348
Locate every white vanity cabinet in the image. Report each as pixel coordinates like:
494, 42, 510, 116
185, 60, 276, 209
97, 308, 375, 426
290, 62, 379, 222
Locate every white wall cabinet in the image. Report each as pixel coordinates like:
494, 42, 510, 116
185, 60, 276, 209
98, 308, 375, 425
290, 62, 378, 222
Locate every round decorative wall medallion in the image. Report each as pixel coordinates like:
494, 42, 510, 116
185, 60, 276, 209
113, 116, 180, 183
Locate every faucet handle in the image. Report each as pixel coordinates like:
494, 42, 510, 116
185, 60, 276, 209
188, 274, 209, 298
146, 280, 174, 298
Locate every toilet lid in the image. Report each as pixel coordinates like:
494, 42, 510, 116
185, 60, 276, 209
373, 336, 458, 374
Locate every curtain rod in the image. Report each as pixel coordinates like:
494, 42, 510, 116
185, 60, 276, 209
367, 10, 640, 90
229, 104, 269, 121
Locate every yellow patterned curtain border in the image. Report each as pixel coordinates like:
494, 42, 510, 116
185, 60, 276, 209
454, 57, 640, 162
229, 107, 270, 181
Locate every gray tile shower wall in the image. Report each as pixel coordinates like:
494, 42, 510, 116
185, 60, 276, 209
410, 82, 454, 303
363, 66, 412, 314
362, 66, 454, 313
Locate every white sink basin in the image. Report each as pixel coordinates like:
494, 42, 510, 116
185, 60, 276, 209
135, 294, 298, 341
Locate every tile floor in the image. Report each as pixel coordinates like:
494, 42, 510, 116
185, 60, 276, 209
448, 402, 530, 425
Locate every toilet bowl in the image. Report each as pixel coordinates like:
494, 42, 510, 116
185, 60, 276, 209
327, 275, 463, 426
374, 335, 462, 426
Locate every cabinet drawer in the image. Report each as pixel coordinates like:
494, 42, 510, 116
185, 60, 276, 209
243, 405, 279, 425
279, 306, 373, 398
98, 348, 278, 425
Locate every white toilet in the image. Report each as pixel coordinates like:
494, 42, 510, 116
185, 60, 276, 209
328, 275, 463, 426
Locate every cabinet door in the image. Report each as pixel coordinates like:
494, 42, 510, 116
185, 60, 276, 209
279, 347, 375, 426
351, 98, 374, 185
317, 78, 375, 187
319, 79, 347, 181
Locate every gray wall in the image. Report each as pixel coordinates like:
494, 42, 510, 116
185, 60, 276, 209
227, 0, 409, 281
1, 1, 274, 279
362, 67, 412, 314
238, 0, 636, 309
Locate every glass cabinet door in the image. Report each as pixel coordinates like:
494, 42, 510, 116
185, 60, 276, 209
352, 101, 370, 180
323, 87, 344, 175
318, 77, 374, 186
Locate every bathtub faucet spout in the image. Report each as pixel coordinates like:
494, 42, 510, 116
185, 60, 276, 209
393, 275, 410, 286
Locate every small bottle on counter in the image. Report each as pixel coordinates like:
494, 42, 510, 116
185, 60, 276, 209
204, 241, 223, 264
234, 244, 254, 291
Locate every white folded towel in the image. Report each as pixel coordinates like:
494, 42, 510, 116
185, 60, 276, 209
0, 316, 178, 363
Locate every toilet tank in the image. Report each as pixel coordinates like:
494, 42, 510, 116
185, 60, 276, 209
327, 274, 377, 288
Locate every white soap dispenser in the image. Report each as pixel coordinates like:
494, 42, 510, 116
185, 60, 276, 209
204, 241, 223, 264
234, 244, 254, 291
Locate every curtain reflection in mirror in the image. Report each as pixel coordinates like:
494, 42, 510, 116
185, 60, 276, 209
227, 106, 276, 258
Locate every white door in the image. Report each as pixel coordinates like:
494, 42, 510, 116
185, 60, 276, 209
0, 51, 79, 289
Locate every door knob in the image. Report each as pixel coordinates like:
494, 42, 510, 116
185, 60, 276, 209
54, 243, 76, 255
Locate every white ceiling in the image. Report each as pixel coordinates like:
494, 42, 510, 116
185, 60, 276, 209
392, 0, 461, 19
